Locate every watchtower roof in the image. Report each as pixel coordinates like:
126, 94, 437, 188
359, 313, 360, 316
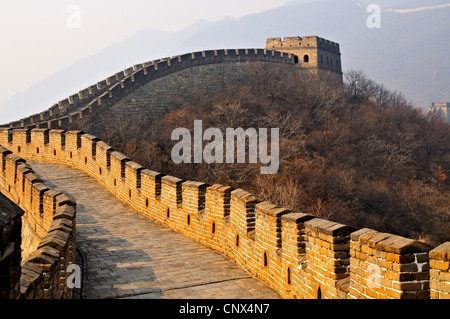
266, 36, 340, 54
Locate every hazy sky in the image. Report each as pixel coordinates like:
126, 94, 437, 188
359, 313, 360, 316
0, 0, 290, 109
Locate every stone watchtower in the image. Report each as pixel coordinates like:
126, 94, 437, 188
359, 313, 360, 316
429, 102, 450, 123
266, 36, 342, 81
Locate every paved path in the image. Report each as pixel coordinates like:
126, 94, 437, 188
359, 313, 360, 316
28, 161, 280, 299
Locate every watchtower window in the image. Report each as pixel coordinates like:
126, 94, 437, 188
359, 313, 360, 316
294, 56, 299, 64
320, 55, 323, 64
303, 55, 309, 63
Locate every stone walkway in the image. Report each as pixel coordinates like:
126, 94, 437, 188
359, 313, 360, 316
28, 161, 280, 299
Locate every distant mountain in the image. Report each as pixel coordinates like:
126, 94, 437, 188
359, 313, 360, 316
1, 0, 449, 124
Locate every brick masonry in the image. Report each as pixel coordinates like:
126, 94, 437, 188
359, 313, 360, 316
266, 36, 342, 76
28, 160, 280, 299
0, 128, 448, 299
0, 142, 76, 299
1, 37, 343, 131
108, 62, 260, 122
2, 48, 300, 130
429, 242, 450, 299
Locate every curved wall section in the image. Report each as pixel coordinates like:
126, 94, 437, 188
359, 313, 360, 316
107, 61, 282, 122
1, 128, 448, 299
0, 143, 76, 299
2, 49, 298, 130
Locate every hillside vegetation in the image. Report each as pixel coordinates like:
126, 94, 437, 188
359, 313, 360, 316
73, 64, 450, 246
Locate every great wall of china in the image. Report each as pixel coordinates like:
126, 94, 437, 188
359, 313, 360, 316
0, 36, 448, 299
0, 49, 299, 131
0, 36, 342, 131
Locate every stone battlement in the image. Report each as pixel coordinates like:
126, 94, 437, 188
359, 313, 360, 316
429, 102, 450, 123
0, 143, 76, 299
265, 36, 342, 75
1, 49, 298, 131
1, 36, 344, 131
266, 36, 341, 54
1, 128, 448, 299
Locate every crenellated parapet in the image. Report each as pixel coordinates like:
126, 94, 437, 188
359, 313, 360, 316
429, 242, 450, 298
1, 128, 448, 299
349, 228, 432, 299
0, 142, 76, 299
1, 49, 298, 131
266, 36, 342, 77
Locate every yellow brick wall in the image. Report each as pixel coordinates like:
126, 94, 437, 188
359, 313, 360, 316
1, 128, 449, 299
0, 142, 76, 299
430, 243, 450, 299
